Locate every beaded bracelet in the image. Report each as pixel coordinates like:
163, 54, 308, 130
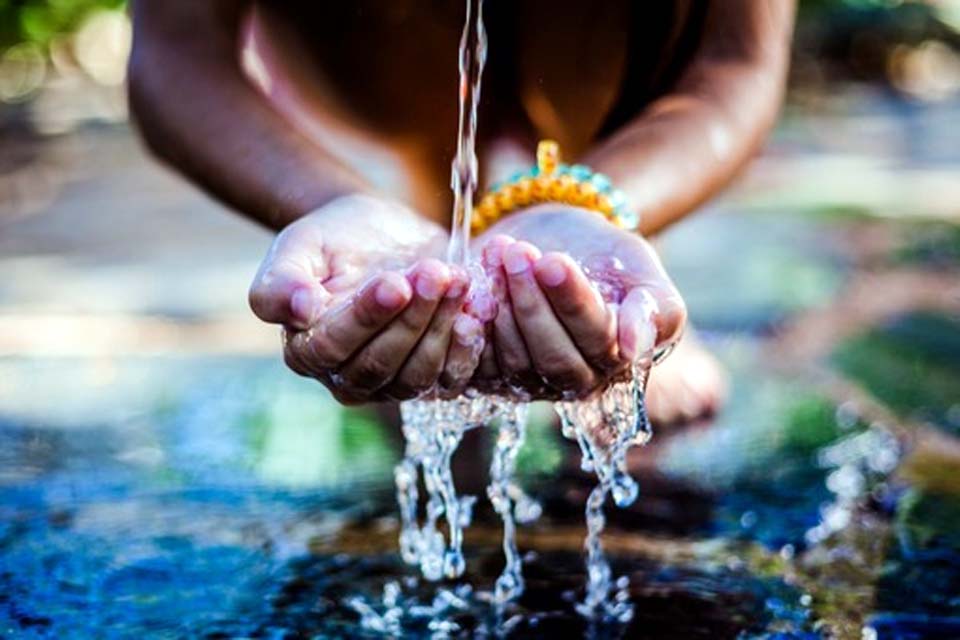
471, 140, 638, 235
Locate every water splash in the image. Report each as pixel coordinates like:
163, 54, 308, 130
558, 360, 653, 621
386, 0, 654, 627
396, 396, 490, 580
486, 400, 531, 603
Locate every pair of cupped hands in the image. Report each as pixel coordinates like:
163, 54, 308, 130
249, 194, 686, 404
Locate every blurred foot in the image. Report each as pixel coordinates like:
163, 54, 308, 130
645, 334, 728, 426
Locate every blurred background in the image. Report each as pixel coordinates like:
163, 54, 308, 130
1, 1, 959, 637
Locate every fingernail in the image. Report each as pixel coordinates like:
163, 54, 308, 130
290, 287, 320, 325
416, 274, 444, 300
483, 245, 505, 268
537, 257, 567, 287
453, 314, 483, 346
482, 235, 515, 268
445, 279, 467, 299
503, 246, 532, 275
376, 276, 409, 308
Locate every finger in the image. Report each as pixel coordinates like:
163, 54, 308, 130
390, 266, 470, 397
480, 234, 517, 270
282, 327, 311, 377
488, 252, 537, 388
474, 337, 500, 383
617, 288, 658, 362
534, 252, 619, 372
339, 259, 450, 397
300, 271, 411, 370
249, 223, 330, 329
503, 241, 598, 396
614, 235, 687, 352
440, 313, 486, 395
652, 286, 687, 353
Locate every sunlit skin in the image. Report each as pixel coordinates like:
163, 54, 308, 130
129, 1, 795, 416
249, 195, 487, 403
469, 207, 686, 399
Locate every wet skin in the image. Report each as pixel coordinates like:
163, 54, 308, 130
129, 1, 794, 404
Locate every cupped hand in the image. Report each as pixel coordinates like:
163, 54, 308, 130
248, 194, 484, 403
471, 204, 686, 399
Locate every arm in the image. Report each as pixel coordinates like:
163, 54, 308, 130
472, 1, 795, 398
583, 0, 796, 236
128, 0, 365, 230
129, 1, 482, 402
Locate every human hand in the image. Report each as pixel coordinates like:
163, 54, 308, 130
471, 204, 686, 399
249, 194, 484, 403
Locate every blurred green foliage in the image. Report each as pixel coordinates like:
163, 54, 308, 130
833, 312, 960, 433
893, 222, 960, 270
0, 0, 126, 50
895, 488, 960, 551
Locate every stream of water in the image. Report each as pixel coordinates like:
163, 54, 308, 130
352, 0, 656, 630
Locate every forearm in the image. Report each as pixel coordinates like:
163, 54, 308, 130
128, 0, 366, 230
583, 0, 795, 236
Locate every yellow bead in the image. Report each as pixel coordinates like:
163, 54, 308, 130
494, 189, 514, 212
537, 140, 560, 176
510, 178, 533, 206
595, 193, 614, 216
553, 175, 576, 201
531, 175, 552, 201
547, 176, 568, 201
476, 198, 496, 222
574, 182, 599, 208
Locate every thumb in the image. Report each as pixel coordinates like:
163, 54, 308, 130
617, 286, 687, 362
248, 223, 330, 329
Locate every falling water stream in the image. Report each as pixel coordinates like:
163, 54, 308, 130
352, 0, 656, 630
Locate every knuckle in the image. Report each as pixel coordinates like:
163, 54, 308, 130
510, 294, 541, 317
248, 284, 277, 320
354, 298, 388, 329
557, 296, 589, 318
345, 354, 394, 390
398, 309, 429, 334
305, 334, 345, 369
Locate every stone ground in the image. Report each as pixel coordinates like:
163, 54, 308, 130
0, 81, 959, 638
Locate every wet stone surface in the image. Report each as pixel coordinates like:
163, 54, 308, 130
0, 345, 933, 638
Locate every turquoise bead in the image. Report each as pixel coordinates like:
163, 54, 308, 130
608, 189, 627, 209
569, 164, 592, 181
616, 208, 640, 230
590, 173, 612, 193
508, 171, 526, 184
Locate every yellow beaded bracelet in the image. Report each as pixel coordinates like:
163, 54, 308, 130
471, 140, 638, 235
